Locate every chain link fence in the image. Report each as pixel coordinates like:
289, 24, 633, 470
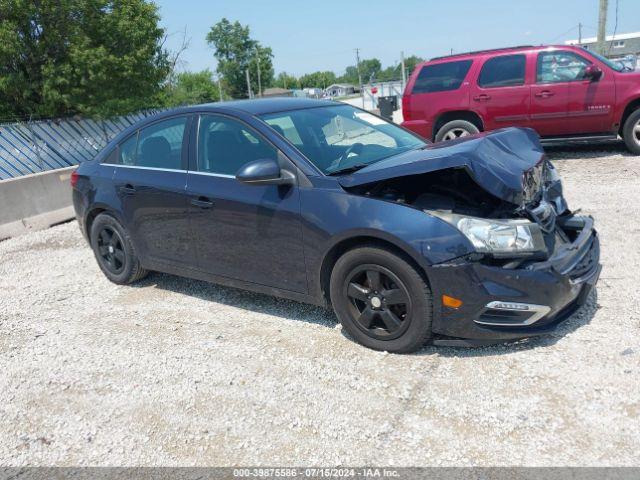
0, 111, 160, 180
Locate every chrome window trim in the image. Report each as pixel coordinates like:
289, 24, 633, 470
474, 301, 551, 327
112, 164, 239, 179
112, 164, 185, 173
187, 170, 235, 179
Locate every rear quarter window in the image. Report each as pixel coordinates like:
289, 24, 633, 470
412, 60, 473, 94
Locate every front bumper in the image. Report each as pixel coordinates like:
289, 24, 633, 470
427, 215, 601, 343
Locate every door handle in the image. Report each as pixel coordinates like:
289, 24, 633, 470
121, 184, 136, 195
191, 196, 214, 209
473, 94, 491, 101
535, 90, 555, 98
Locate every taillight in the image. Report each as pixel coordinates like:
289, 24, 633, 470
70, 170, 79, 188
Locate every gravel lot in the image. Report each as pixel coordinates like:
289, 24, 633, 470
0, 142, 639, 466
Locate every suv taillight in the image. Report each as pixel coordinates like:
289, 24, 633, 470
70, 170, 79, 188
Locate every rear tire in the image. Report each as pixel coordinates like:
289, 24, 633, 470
330, 246, 432, 353
90, 213, 148, 284
435, 119, 479, 142
622, 109, 640, 155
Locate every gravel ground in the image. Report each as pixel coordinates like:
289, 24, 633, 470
0, 142, 639, 466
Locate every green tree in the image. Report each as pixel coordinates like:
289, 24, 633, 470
276, 71, 298, 90
206, 18, 274, 98
299, 71, 336, 89
0, 0, 170, 120
339, 58, 381, 85
403, 55, 424, 76
163, 69, 222, 107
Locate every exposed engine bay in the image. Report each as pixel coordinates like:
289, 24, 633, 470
357, 167, 518, 218
347, 160, 573, 264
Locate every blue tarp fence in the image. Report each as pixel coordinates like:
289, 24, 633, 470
0, 111, 160, 180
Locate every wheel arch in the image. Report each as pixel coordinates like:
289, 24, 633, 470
318, 234, 431, 306
433, 110, 484, 140
84, 205, 125, 241
619, 96, 640, 136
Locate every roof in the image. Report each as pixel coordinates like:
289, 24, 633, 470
566, 32, 640, 45
430, 45, 535, 61
196, 97, 335, 115
426, 44, 594, 64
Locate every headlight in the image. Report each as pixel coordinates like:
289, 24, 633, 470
435, 214, 546, 257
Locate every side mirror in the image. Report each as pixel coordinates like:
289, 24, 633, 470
236, 158, 295, 186
584, 65, 603, 81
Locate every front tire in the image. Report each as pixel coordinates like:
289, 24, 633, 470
90, 213, 148, 284
435, 119, 479, 142
622, 109, 640, 155
330, 246, 433, 353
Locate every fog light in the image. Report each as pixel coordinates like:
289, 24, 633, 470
442, 295, 463, 309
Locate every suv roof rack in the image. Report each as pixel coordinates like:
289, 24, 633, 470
430, 45, 535, 61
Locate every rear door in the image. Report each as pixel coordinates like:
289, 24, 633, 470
112, 115, 195, 266
530, 50, 585, 136
471, 53, 530, 130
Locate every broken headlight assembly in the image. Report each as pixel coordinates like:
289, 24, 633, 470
434, 213, 547, 258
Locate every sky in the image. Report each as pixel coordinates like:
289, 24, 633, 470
155, 0, 640, 77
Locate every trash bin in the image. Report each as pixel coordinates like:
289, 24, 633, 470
378, 95, 398, 122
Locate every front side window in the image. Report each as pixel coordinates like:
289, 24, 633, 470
260, 104, 425, 175
135, 117, 187, 169
412, 60, 473, 94
198, 115, 278, 175
478, 54, 526, 88
537, 51, 591, 83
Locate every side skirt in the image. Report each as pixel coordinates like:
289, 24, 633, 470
143, 258, 327, 308
539, 133, 619, 145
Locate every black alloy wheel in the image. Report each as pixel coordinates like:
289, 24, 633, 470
97, 226, 126, 274
344, 265, 412, 340
330, 246, 433, 353
90, 213, 148, 284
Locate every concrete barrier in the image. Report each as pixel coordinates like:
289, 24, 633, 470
0, 167, 76, 240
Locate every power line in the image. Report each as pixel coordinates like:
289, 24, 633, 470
549, 24, 579, 43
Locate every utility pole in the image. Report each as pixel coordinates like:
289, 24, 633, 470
597, 0, 608, 55
217, 75, 223, 102
355, 48, 364, 109
246, 68, 253, 99
578, 22, 583, 45
255, 47, 262, 97
400, 51, 406, 90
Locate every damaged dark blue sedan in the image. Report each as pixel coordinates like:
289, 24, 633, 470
71, 98, 601, 352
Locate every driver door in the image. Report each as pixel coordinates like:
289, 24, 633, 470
185, 114, 307, 293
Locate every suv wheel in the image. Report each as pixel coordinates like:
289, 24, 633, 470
435, 119, 480, 142
622, 109, 640, 155
90, 213, 148, 284
330, 246, 433, 353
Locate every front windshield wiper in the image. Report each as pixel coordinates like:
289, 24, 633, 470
326, 163, 370, 176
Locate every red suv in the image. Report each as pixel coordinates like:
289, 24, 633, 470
402, 45, 640, 153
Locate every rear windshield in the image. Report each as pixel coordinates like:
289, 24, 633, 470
412, 60, 473, 94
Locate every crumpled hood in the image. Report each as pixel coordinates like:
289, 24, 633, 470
338, 127, 546, 206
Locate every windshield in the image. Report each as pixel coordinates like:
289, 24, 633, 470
582, 48, 627, 72
260, 104, 426, 175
